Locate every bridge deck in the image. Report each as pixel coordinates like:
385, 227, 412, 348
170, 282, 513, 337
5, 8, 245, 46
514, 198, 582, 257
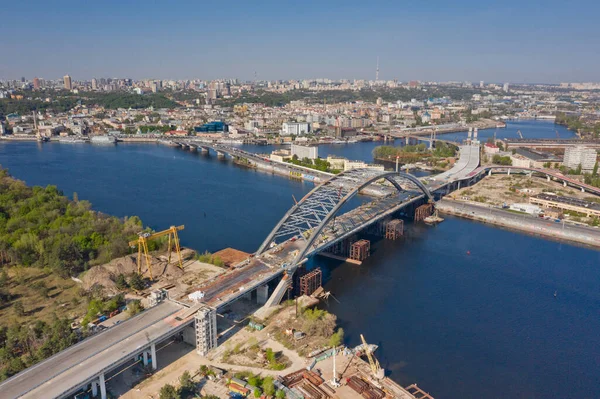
432, 145, 480, 182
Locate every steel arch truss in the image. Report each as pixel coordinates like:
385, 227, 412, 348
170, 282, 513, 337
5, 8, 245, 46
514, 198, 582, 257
257, 168, 433, 265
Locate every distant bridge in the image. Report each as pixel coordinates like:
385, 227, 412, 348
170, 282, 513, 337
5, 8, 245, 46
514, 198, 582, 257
503, 138, 600, 149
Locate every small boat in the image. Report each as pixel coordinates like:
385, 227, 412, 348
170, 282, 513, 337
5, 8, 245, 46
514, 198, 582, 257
554, 290, 557, 298
353, 343, 378, 356
424, 209, 444, 225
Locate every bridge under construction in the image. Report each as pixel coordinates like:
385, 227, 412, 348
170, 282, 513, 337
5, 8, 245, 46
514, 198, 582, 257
13, 143, 600, 399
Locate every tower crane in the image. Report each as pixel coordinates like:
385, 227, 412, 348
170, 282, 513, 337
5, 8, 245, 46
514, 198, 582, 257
128, 225, 185, 280
360, 334, 384, 379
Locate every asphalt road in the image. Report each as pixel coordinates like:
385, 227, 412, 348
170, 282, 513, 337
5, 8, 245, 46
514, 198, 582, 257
0, 301, 182, 399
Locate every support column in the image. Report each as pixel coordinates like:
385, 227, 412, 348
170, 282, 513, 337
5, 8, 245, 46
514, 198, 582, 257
507, 169, 511, 176
547, 175, 550, 182
91, 381, 98, 397
581, 187, 585, 193
195, 306, 217, 356
257, 284, 269, 305
488, 169, 492, 176
563, 181, 567, 187
143, 350, 148, 366
99, 373, 107, 399
151, 343, 157, 370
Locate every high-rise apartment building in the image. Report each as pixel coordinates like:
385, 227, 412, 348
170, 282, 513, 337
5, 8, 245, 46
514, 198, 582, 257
64, 75, 72, 90
91, 78, 98, 90
563, 146, 597, 171
33, 77, 40, 90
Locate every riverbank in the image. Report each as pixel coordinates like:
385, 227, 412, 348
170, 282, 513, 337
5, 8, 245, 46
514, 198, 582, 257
436, 199, 600, 249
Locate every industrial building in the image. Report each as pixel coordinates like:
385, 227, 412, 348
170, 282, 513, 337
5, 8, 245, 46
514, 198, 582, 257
510, 148, 560, 168
563, 146, 597, 171
194, 121, 228, 133
509, 203, 543, 215
530, 193, 600, 218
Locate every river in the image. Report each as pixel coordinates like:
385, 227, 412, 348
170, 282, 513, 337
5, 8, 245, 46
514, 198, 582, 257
0, 121, 597, 399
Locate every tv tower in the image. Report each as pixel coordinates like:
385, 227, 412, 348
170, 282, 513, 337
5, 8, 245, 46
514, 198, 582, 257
375, 56, 379, 81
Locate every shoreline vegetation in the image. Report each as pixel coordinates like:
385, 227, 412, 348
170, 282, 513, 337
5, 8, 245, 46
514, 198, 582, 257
0, 166, 155, 381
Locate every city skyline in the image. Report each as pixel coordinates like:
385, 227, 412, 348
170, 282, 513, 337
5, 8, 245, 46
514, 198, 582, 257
1, 0, 599, 83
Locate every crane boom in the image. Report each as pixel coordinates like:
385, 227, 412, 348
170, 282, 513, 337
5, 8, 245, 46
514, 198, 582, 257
129, 225, 185, 280
360, 334, 382, 378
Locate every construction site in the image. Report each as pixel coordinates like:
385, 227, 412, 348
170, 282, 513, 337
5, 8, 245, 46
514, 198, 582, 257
98, 213, 439, 399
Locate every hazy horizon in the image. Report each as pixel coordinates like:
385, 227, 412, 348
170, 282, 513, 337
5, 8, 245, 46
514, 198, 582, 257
1, 0, 599, 83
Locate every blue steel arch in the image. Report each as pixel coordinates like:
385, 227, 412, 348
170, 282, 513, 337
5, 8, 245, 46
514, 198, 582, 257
257, 168, 433, 268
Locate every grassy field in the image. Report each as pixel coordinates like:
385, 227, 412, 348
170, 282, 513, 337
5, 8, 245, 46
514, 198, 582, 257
1, 266, 87, 328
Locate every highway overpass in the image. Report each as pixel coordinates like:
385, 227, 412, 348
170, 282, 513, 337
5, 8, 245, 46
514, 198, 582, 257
0, 301, 190, 399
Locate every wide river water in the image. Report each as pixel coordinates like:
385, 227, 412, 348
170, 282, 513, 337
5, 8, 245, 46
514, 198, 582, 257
0, 120, 598, 398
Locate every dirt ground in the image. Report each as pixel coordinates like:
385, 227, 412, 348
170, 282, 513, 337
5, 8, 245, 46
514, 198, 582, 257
212, 247, 251, 268
447, 174, 591, 206
0, 266, 87, 328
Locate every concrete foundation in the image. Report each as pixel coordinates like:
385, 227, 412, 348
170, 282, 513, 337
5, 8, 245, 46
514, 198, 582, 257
182, 325, 196, 346
257, 284, 269, 305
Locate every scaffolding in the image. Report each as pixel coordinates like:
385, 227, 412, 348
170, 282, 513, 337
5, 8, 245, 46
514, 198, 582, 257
195, 306, 217, 356
385, 219, 404, 240
299, 268, 323, 296
350, 239, 371, 261
324, 236, 355, 256
414, 204, 434, 221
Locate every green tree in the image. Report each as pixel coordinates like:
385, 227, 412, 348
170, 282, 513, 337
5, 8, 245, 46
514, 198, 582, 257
115, 273, 128, 290
262, 376, 275, 396
159, 384, 179, 399
129, 273, 145, 290
178, 370, 195, 397
14, 301, 25, 317
593, 161, 598, 177
328, 328, 345, 347
276, 390, 286, 399
127, 300, 144, 317
0, 269, 8, 286
254, 388, 262, 398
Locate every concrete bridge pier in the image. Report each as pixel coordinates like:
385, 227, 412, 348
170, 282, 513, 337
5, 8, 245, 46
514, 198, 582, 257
405, 136, 410, 146
200, 146, 209, 154
257, 284, 269, 305
151, 343, 157, 370
507, 169, 511, 176
216, 150, 226, 158
91, 374, 107, 399
547, 175, 551, 182
563, 181, 567, 187
488, 169, 492, 176
195, 306, 217, 356
581, 187, 585, 193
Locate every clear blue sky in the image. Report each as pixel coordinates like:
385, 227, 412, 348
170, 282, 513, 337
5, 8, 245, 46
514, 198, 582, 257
1, 0, 598, 83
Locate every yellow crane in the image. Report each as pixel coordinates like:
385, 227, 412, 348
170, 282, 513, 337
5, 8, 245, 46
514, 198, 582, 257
360, 334, 384, 379
128, 225, 184, 280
